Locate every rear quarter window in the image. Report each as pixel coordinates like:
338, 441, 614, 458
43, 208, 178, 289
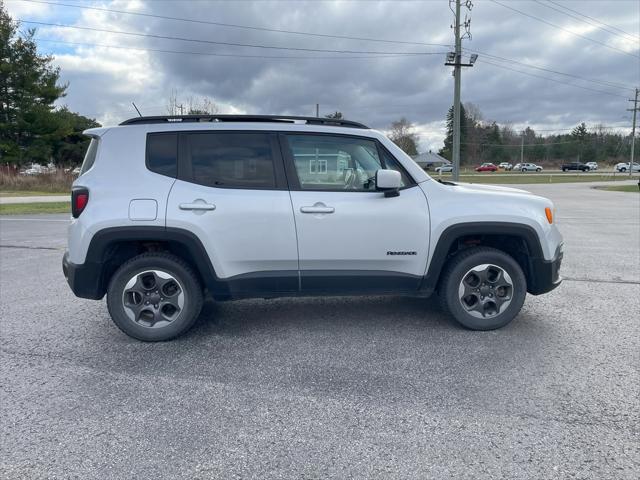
147, 133, 178, 178
79, 138, 99, 175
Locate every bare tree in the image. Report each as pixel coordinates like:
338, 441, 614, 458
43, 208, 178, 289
388, 118, 419, 156
166, 89, 219, 115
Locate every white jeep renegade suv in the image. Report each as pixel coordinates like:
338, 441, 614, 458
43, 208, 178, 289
63, 115, 563, 341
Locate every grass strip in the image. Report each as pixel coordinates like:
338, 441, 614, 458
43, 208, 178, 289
0, 202, 70, 215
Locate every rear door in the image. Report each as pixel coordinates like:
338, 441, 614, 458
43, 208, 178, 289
281, 133, 430, 294
166, 131, 299, 296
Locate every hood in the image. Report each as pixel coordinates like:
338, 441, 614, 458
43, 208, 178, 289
453, 182, 531, 195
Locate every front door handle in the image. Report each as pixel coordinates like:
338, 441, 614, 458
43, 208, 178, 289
300, 203, 334, 214
179, 202, 216, 211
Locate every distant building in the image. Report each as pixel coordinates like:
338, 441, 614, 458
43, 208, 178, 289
411, 151, 450, 171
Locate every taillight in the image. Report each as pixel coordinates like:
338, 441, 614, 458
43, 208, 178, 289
72, 187, 89, 218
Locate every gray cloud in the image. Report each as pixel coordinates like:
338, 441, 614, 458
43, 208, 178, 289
8, 0, 639, 151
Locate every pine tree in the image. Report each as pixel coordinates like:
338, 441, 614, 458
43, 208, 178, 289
439, 104, 468, 163
0, 2, 68, 164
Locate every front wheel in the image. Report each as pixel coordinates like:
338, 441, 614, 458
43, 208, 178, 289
439, 247, 527, 330
619, 167, 626, 172
106, 252, 204, 341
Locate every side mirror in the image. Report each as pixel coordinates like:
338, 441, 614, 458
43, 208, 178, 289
375, 169, 402, 197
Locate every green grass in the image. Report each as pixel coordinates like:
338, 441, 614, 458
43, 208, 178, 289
0, 190, 67, 197
596, 184, 640, 193
0, 202, 70, 215
445, 174, 638, 185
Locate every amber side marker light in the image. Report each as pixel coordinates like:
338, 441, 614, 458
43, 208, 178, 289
545, 207, 553, 224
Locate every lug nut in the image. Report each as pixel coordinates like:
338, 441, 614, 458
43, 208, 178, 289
154, 304, 158, 308
145, 301, 149, 305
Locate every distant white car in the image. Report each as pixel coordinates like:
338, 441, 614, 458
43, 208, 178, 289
615, 162, 640, 173
435, 164, 453, 173
498, 162, 513, 171
585, 162, 598, 171
514, 163, 542, 172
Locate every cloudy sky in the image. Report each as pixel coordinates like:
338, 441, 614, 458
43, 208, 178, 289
6, 0, 640, 151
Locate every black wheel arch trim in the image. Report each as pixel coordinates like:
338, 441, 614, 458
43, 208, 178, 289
420, 221, 549, 295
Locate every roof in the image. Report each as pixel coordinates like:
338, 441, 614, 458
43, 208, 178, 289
411, 151, 450, 165
119, 114, 369, 129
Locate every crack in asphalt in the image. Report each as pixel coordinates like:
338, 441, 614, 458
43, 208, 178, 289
0, 244, 62, 251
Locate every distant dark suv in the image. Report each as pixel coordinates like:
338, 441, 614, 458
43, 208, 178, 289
561, 162, 590, 172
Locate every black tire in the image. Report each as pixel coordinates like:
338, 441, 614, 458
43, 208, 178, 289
438, 247, 527, 330
106, 252, 203, 341
620, 167, 626, 172
536, 168, 542, 172
521, 168, 526, 173
562, 168, 567, 172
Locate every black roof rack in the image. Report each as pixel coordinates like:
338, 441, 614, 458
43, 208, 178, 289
119, 114, 368, 129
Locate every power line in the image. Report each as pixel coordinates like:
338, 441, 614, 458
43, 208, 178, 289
463, 47, 634, 91
19, 20, 444, 56
18, 0, 452, 48
489, 0, 639, 59
35, 38, 434, 60
478, 58, 630, 99
533, 0, 639, 44
544, 0, 639, 42
22, 0, 635, 92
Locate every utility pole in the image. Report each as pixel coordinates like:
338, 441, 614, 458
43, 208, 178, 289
316, 103, 319, 118
452, 0, 462, 181
628, 88, 639, 177
520, 131, 524, 165
445, 0, 476, 181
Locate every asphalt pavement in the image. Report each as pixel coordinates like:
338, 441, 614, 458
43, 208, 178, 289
1, 181, 638, 479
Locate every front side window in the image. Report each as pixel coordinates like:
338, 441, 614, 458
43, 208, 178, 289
185, 132, 276, 189
285, 134, 412, 191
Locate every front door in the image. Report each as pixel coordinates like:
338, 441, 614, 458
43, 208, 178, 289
280, 133, 430, 294
166, 131, 299, 297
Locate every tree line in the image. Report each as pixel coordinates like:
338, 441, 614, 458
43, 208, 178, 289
386, 104, 635, 165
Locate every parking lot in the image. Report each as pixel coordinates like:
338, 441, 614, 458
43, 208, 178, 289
1, 181, 638, 479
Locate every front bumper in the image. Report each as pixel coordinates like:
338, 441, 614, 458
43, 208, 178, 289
527, 244, 563, 295
62, 251, 106, 300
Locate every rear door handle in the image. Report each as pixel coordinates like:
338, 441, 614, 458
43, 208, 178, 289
300, 203, 334, 214
179, 202, 216, 211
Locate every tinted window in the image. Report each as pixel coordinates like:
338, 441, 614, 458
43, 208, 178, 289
185, 132, 276, 189
285, 134, 412, 191
79, 138, 99, 175
147, 133, 177, 178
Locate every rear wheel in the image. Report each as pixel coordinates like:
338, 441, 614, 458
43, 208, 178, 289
536, 168, 542, 172
521, 168, 527, 173
106, 252, 203, 341
439, 247, 527, 330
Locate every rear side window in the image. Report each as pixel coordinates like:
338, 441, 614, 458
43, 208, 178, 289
184, 132, 276, 189
147, 133, 178, 178
79, 138, 99, 175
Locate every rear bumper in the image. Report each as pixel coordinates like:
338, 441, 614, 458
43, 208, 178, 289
62, 251, 105, 300
527, 244, 563, 295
